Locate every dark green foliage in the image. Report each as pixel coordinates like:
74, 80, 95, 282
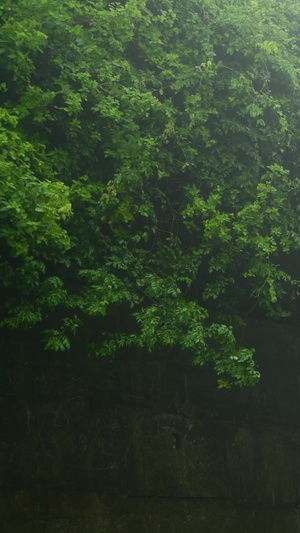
2, 0, 300, 385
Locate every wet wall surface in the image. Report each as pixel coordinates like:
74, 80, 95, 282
1, 320, 300, 531
1, 492, 300, 532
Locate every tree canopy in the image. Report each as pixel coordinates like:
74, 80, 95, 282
2, 0, 300, 386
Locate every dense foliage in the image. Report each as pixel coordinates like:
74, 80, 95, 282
2, 0, 300, 385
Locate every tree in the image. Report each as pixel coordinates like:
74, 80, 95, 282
1, 0, 300, 386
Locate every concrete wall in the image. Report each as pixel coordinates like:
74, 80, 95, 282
1, 320, 300, 531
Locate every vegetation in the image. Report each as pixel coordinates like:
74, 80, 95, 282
2, 0, 300, 385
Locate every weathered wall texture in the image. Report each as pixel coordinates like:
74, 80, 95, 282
1, 320, 300, 531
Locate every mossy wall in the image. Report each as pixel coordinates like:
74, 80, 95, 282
1, 320, 300, 531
